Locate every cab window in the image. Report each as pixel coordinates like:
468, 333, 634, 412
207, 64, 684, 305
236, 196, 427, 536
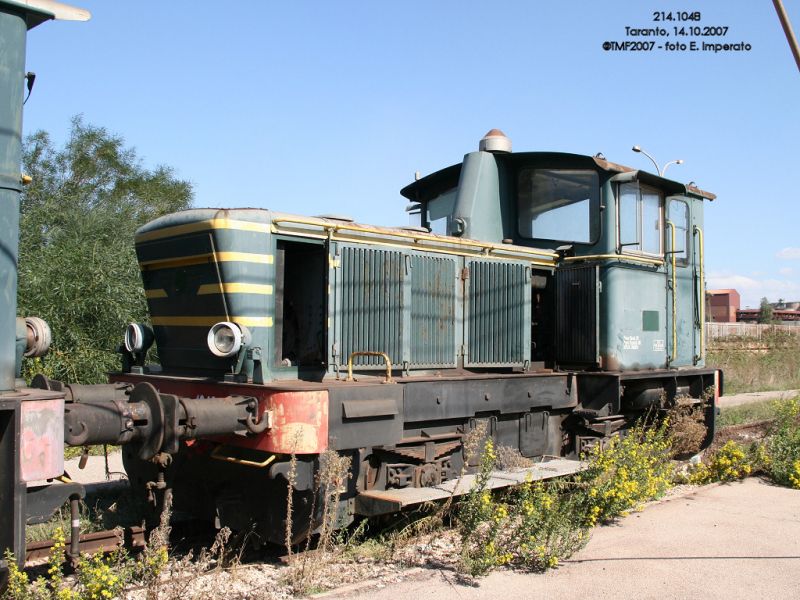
618, 182, 663, 255
668, 200, 690, 263
517, 169, 600, 244
425, 188, 457, 235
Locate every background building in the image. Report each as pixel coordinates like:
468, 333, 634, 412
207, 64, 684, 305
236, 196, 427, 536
707, 289, 740, 322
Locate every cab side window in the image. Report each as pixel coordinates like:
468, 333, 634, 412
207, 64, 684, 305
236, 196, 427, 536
668, 200, 690, 263
425, 188, 457, 235
618, 182, 663, 256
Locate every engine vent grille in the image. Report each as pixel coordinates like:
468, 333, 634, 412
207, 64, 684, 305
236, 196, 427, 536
339, 247, 404, 367
410, 255, 456, 367
466, 260, 530, 366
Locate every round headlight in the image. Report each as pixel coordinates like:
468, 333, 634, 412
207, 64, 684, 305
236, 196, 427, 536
24, 316, 52, 358
124, 323, 154, 353
207, 321, 250, 358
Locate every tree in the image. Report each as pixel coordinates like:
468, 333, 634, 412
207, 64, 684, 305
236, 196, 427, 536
17, 117, 193, 383
758, 297, 777, 325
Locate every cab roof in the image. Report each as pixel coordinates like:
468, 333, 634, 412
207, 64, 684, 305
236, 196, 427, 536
401, 151, 716, 202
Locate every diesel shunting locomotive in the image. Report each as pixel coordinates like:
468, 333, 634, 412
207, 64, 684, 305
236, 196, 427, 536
0, 0, 720, 569
38, 128, 720, 545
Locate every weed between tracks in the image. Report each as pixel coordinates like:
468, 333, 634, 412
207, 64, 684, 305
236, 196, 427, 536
26, 486, 147, 545
280, 449, 352, 595
682, 396, 800, 488
457, 417, 676, 577
5, 502, 170, 600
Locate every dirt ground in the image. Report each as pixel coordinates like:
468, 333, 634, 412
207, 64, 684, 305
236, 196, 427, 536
718, 389, 799, 407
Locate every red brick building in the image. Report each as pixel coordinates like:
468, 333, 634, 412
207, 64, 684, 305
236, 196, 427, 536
706, 289, 740, 322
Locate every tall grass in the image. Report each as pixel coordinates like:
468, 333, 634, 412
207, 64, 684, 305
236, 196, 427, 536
717, 397, 798, 427
707, 331, 800, 394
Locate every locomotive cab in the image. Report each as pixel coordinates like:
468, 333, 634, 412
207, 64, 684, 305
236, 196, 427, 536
402, 129, 715, 374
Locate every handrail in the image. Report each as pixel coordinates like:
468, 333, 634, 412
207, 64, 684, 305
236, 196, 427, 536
562, 253, 664, 267
210, 445, 276, 468
345, 351, 394, 383
666, 221, 677, 364
271, 217, 559, 261
694, 225, 705, 361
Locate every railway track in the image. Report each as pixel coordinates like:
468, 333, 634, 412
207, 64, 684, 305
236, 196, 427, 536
23, 420, 774, 571
25, 526, 146, 568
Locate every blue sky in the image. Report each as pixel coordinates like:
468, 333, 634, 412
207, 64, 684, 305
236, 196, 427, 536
23, 0, 800, 308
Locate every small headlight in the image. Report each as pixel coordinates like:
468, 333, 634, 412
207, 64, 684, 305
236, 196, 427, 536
207, 321, 250, 358
24, 317, 52, 358
124, 323, 154, 353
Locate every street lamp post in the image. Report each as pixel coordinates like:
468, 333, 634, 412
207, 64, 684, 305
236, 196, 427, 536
662, 159, 684, 176
632, 145, 683, 177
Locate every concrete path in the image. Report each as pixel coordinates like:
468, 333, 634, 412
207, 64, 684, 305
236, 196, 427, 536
62, 450, 126, 484
718, 389, 798, 408
332, 478, 800, 600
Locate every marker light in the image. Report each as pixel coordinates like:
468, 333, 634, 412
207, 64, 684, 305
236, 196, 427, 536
479, 129, 512, 153
207, 321, 250, 358
124, 323, 154, 354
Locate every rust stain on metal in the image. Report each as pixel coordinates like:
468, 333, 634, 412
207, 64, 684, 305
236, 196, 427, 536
593, 156, 716, 200
20, 397, 65, 482
228, 390, 330, 455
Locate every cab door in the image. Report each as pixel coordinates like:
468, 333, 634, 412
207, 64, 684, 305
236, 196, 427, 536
666, 197, 696, 367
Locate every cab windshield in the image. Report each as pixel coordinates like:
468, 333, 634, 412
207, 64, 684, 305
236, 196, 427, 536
517, 169, 600, 244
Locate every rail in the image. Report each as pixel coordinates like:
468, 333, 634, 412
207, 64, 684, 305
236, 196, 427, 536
210, 445, 277, 468
25, 527, 145, 568
562, 253, 664, 267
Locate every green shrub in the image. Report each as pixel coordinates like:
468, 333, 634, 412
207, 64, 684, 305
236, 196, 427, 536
574, 419, 674, 526
456, 439, 590, 576
717, 398, 796, 427
504, 481, 588, 572
456, 419, 677, 578
687, 440, 753, 484
766, 398, 800, 488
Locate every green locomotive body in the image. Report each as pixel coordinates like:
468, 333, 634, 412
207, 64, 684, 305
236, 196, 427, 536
108, 131, 718, 542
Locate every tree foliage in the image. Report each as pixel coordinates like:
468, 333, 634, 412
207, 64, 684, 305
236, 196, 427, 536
758, 297, 777, 325
17, 117, 192, 383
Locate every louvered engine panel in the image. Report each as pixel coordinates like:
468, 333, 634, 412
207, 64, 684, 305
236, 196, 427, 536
466, 260, 531, 366
555, 265, 599, 365
410, 255, 457, 367
339, 247, 404, 367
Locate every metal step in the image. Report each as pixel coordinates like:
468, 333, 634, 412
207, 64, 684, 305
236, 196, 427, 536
354, 458, 585, 517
